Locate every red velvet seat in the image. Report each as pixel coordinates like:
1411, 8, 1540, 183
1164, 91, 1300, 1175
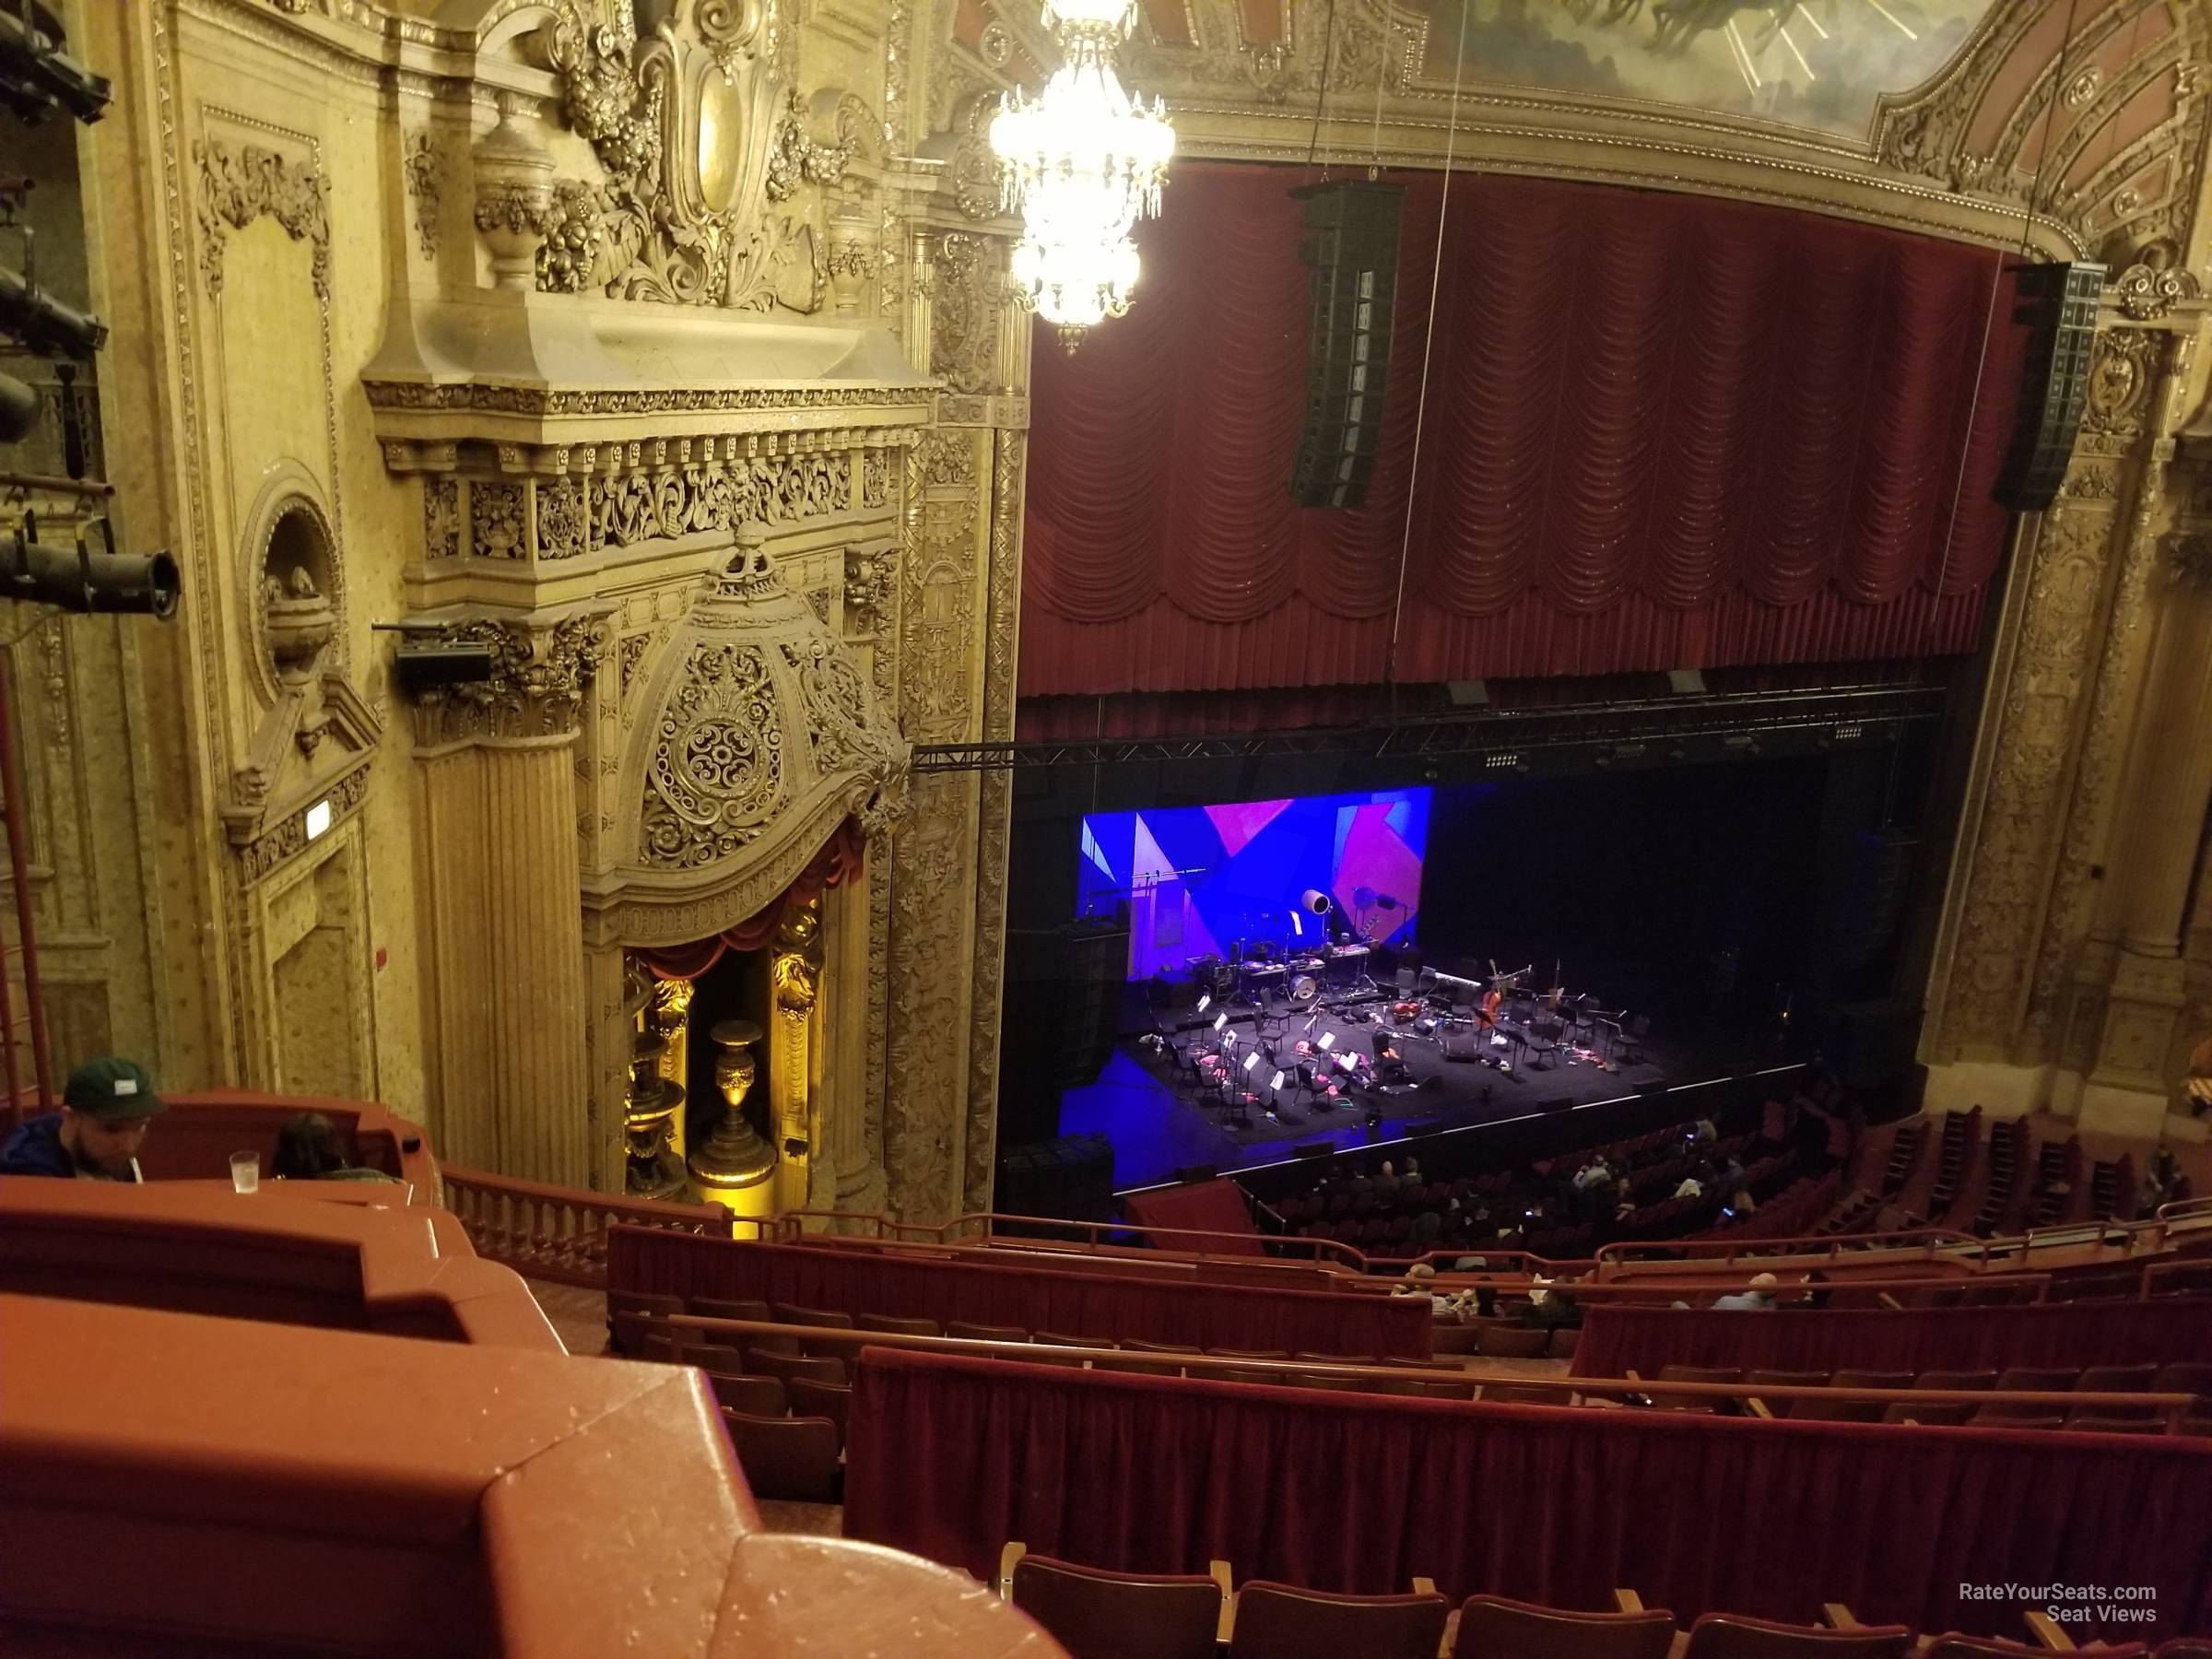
688, 1294, 771, 1324
746, 1348, 847, 1387
1924, 1639, 2145, 1658
1479, 1326, 1552, 1359
947, 1320, 1030, 1344
1747, 1371, 1830, 1417
1227, 1580, 1448, 1659
1793, 1371, 1912, 1423
707, 1371, 786, 1416
1681, 1614, 1912, 1657
1005, 1551, 1223, 1659
1452, 1594, 1676, 1659
1653, 1364, 1742, 1409
785, 1376, 852, 1444
608, 1289, 683, 1355
721, 1410, 841, 1502
855, 1311, 942, 1337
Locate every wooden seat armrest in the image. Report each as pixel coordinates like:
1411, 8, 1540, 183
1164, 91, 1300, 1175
1616, 1589, 1646, 1614
996, 1541, 1025, 1599
2022, 1610, 2077, 1650
1414, 1577, 1438, 1597
1821, 1603, 1858, 1630
1877, 1292, 1903, 1310
1211, 1560, 1235, 1644
1746, 1397, 1775, 1418
1440, 1606, 1461, 1659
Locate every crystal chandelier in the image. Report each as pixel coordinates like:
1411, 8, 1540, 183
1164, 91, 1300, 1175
990, 0, 1174, 348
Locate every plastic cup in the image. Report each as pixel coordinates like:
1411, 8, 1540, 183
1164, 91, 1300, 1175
229, 1150, 260, 1194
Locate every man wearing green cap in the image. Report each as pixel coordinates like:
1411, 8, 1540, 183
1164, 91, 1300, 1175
0, 1056, 166, 1181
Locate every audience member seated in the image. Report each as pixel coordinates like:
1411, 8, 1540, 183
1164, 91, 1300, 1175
0, 1056, 164, 1182
1712, 1273, 1781, 1312
272, 1111, 403, 1184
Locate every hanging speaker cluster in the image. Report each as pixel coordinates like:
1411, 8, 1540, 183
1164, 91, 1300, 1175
1994, 261, 2105, 513
1288, 182, 1405, 510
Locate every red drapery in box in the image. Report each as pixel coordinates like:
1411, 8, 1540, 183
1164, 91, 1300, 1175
1020, 163, 2030, 701
1570, 1298, 2212, 1382
1120, 1179, 1265, 1255
606, 1226, 1430, 1359
631, 818, 864, 981
844, 1348, 2212, 1642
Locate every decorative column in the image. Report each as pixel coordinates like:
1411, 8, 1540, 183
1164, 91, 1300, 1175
412, 611, 609, 1183
2081, 529, 2212, 1137
649, 976, 696, 1163
823, 875, 888, 1220
623, 969, 688, 1200
690, 1018, 776, 1218
769, 897, 827, 1216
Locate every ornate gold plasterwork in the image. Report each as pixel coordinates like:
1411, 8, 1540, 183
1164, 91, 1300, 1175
238, 760, 370, 885
2171, 532, 2212, 590
403, 131, 440, 261
2114, 248, 2202, 323
930, 232, 1005, 396
363, 381, 931, 417
408, 609, 616, 747
539, 0, 856, 311
631, 541, 909, 873
194, 136, 331, 300
772, 899, 822, 1019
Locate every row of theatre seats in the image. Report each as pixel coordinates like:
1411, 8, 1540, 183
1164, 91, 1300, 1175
1633, 1359, 2212, 1430
997, 1554, 2212, 1659
605, 1218, 2212, 1646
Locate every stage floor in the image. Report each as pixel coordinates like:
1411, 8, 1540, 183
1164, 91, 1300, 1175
1060, 1001, 1716, 1194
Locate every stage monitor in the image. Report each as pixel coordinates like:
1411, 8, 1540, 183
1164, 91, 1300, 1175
1078, 788, 1430, 982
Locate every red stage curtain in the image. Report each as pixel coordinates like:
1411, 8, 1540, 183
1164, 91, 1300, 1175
633, 818, 864, 980
1570, 1298, 2212, 1382
843, 1348, 2212, 1642
1121, 1179, 1265, 1255
606, 1226, 1430, 1359
1020, 164, 2031, 700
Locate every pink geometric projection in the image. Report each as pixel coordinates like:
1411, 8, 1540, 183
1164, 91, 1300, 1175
1333, 804, 1423, 939
1205, 798, 1292, 859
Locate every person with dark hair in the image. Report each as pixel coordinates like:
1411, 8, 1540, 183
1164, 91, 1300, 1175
271, 1112, 400, 1183
0, 1056, 165, 1181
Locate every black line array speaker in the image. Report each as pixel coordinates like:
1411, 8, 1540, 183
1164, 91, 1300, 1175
999, 913, 1131, 1147
1995, 261, 2105, 512
1289, 181, 1405, 510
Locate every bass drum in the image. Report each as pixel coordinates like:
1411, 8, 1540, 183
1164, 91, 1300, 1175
1288, 975, 1321, 1010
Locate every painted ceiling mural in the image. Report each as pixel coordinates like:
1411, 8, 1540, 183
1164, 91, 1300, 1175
1414, 0, 2000, 138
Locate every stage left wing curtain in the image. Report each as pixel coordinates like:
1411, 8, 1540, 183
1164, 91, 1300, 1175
1020, 162, 2032, 703
636, 818, 865, 981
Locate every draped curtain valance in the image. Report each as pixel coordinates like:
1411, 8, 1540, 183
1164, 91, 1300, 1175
634, 818, 864, 981
1020, 163, 2031, 700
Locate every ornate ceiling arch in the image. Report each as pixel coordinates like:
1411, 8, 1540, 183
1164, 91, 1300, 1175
927, 0, 2211, 263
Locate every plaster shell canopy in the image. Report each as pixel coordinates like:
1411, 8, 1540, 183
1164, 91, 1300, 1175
598, 526, 910, 948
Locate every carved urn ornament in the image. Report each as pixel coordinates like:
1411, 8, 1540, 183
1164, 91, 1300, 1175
690, 1017, 774, 1198
472, 96, 556, 289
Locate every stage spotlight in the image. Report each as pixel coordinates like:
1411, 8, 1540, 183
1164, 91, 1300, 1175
2, 518, 177, 618
1299, 888, 1332, 915
0, 8, 111, 125
0, 264, 108, 359
0, 371, 39, 442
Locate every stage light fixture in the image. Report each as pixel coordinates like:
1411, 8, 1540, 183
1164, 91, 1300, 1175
0, 371, 38, 442
0, 263, 108, 359
0, 8, 111, 125
2, 516, 178, 618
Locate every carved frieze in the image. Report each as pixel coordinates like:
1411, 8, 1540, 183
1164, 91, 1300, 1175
194, 137, 331, 300
930, 232, 1005, 396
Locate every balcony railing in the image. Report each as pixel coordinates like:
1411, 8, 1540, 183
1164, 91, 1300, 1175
441, 1164, 732, 1286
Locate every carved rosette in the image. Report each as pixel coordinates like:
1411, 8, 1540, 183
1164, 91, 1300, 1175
406, 609, 616, 747
615, 527, 909, 919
